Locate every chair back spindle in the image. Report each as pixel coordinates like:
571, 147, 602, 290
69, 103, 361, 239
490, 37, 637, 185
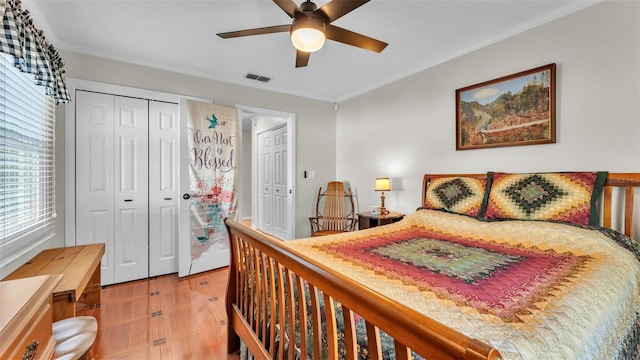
325, 182, 347, 232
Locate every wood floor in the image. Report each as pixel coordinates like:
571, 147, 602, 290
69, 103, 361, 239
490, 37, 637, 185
77, 267, 239, 359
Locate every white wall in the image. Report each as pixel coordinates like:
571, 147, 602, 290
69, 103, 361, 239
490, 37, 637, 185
337, 1, 640, 217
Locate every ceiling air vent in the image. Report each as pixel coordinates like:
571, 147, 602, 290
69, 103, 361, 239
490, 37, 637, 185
246, 73, 271, 83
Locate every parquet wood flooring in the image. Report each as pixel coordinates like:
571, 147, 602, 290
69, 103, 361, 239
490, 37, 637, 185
77, 268, 239, 359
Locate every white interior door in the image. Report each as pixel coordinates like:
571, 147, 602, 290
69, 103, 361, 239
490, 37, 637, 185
257, 125, 288, 239
272, 126, 288, 239
113, 96, 149, 283
242, 106, 296, 241
148, 101, 179, 276
75, 91, 116, 285
76, 92, 150, 284
258, 131, 273, 234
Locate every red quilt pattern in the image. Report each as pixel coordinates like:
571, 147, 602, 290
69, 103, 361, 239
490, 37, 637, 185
317, 227, 592, 322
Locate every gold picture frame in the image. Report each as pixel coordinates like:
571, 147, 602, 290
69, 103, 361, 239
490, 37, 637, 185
456, 63, 556, 150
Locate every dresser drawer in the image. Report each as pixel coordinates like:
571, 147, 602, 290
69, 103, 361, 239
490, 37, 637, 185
0, 275, 62, 360
11, 301, 55, 360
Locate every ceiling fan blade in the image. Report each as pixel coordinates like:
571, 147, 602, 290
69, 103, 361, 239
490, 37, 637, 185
217, 24, 291, 39
325, 24, 387, 53
273, 0, 300, 18
318, 0, 369, 23
295, 50, 310, 68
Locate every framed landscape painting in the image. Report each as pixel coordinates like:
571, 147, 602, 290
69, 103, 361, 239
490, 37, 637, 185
456, 63, 556, 150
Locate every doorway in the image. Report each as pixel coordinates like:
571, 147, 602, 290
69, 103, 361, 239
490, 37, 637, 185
237, 105, 296, 240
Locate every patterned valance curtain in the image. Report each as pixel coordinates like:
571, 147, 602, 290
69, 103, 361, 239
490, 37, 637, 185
0, 0, 70, 103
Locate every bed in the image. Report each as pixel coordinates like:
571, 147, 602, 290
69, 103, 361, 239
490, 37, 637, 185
225, 172, 640, 360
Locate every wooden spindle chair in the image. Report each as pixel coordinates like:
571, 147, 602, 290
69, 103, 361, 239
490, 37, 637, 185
309, 181, 357, 236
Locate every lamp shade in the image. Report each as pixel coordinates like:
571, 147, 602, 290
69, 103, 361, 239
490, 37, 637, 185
375, 177, 391, 192
290, 18, 326, 52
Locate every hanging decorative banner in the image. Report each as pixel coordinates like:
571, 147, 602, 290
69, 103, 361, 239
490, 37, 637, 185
185, 99, 238, 263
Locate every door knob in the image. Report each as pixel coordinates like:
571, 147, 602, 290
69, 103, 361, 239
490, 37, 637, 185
183, 193, 191, 200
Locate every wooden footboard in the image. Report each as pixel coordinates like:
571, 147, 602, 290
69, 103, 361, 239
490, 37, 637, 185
225, 220, 503, 360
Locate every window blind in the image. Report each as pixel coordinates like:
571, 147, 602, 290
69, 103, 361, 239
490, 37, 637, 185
0, 53, 56, 268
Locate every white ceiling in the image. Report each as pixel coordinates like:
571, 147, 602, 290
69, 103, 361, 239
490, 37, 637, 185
24, 0, 599, 102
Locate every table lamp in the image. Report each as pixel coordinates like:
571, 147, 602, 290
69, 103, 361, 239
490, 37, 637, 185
375, 177, 391, 215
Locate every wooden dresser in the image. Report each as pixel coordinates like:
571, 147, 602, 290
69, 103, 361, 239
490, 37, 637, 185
0, 274, 63, 360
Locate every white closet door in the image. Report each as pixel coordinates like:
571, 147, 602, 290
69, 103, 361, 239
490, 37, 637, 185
258, 131, 273, 234
75, 91, 116, 285
113, 96, 149, 283
272, 126, 288, 239
257, 126, 288, 239
148, 101, 179, 276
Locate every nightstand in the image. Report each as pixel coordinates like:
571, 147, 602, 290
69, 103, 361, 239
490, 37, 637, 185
357, 211, 404, 230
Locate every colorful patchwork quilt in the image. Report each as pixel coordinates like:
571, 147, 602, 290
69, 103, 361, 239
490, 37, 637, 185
284, 209, 640, 359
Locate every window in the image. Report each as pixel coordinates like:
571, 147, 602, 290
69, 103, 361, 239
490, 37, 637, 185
0, 53, 56, 268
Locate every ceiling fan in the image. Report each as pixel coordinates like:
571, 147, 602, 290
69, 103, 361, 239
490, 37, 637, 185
216, 0, 388, 68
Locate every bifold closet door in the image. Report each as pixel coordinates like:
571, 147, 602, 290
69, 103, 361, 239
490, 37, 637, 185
257, 131, 273, 234
76, 91, 149, 285
257, 126, 288, 239
271, 126, 288, 240
75, 91, 115, 284
113, 96, 149, 283
148, 101, 179, 276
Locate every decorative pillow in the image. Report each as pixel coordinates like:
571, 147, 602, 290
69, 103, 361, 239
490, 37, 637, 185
423, 177, 487, 218
481, 172, 608, 226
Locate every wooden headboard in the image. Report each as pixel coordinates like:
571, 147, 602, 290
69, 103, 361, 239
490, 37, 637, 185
422, 173, 640, 239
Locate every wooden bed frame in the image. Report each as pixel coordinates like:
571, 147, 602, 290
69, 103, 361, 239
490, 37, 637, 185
225, 173, 640, 360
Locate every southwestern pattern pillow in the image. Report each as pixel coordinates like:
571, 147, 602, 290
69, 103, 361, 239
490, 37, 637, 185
481, 172, 608, 226
423, 177, 487, 218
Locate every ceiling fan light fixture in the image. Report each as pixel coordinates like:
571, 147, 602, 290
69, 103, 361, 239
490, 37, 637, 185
217, 0, 387, 67
290, 18, 326, 53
